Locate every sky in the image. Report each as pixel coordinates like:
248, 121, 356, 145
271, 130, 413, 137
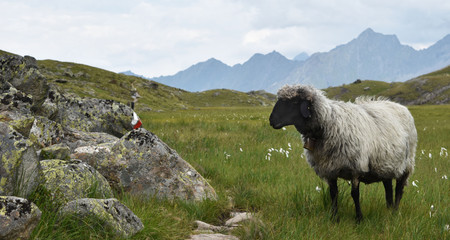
1, 0, 449, 77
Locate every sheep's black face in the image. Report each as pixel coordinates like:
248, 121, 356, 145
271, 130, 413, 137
270, 98, 309, 130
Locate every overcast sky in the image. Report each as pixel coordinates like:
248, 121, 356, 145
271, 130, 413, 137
1, 0, 449, 77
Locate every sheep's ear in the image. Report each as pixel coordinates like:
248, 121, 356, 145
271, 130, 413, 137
300, 101, 312, 118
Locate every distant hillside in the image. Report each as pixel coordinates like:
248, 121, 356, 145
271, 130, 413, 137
154, 51, 301, 92
154, 28, 450, 93
324, 65, 450, 105
34, 59, 276, 112
2, 50, 447, 111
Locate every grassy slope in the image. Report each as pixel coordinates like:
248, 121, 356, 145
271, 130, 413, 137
129, 105, 448, 240
30, 105, 450, 239
2, 50, 448, 238
324, 66, 450, 105
36, 59, 276, 112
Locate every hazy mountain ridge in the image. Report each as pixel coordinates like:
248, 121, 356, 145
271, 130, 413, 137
154, 28, 450, 93
153, 51, 302, 92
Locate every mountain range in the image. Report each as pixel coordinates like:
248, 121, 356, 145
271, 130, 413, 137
145, 28, 450, 93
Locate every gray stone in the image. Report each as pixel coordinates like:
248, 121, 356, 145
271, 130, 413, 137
0, 196, 42, 240
40, 159, 113, 205
195, 220, 228, 233
0, 122, 41, 197
225, 212, 254, 227
188, 234, 239, 240
61, 128, 118, 152
58, 198, 143, 238
104, 128, 217, 201
0, 55, 49, 112
0, 110, 34, 137
39, 143, 71, 160
40, 88, 136, 137
29, 116, 64, 149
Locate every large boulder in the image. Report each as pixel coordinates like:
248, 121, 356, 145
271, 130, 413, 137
61, 128, 118, 152
0, 55, 48, 112
73, 128, 217, 201
29, 116, 64, 149
58, 198, 143, 238
40, 159, 113, 205
0, 86, 33, 115
0, 196, 42, 240
39, 143, 71, 160
0, 122, 40, 197
40, 88, 136, 137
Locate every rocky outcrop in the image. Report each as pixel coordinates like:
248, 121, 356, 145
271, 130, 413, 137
0, 53, 218, 238
73, 128, 218, 201
40, 159, 113, 205
58, 198, 144, 238
0, 196, 42, 240
39, 143, 71, 160
0, 55, 48, 112
40, 88, 135, 137
0, 122, 40, 197
29, 116, 64, 148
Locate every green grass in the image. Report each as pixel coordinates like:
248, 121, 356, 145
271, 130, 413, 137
30, 105, 449, 239
35, 59, 275, 112
325, 66, 450, 105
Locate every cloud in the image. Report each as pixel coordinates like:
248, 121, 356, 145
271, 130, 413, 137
0, 0, 449, 77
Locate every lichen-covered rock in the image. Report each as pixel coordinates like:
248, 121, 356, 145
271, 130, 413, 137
40, 159, 113, 204
29, 116, 64, 149
0, 86, 33, 115
58, 198, 143, 238
72, 144, 114, 169
40, 88, 135, 137
0, 122, 40, 197
78, 128, 217, 201
61, 128, 118, 152
0, 110, 35, 138
0, 196, 42, 240
39, 144, 71, 160
0, 55, 49, 112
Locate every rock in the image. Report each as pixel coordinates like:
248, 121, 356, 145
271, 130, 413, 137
111, 128, 217, 200
191, 212, 254, 239
0, 55, 49, 112
0, 122, 41, 197
0, 196, 42, 240
40, 159, 113, 205
225, 212, 254, 227
188, 234, 239, 240
71, 144, 114, 169
29, 116, 65, 149
195, 220, 227, 233
58, 198, 143, 238
40, 88, 136, 137
0, 86, 33, 114
0, 110, 35, 138
75, 128, 217, 201
61, 129, 118, 152
39, 144, 71, 160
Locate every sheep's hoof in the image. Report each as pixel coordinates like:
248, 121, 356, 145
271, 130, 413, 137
355, 215, 363, 224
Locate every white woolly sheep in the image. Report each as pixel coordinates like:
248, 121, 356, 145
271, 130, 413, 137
269, 84, 417, 222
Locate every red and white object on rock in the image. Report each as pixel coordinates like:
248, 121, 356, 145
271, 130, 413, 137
132, 112, 142, 129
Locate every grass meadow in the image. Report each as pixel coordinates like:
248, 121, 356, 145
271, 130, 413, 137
31, 105, 449, 239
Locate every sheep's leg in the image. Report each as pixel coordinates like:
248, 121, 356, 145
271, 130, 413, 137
351, 178, 363, 223
383, 180, 394, 208
328, 179, 339, 222
394, 172, 409, 209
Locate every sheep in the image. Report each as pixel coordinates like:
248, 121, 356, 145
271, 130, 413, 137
269, 84, 417, 222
